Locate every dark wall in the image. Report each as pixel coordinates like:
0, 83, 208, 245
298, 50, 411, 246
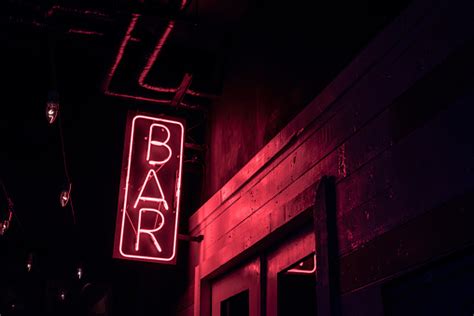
204, 0, 412, 198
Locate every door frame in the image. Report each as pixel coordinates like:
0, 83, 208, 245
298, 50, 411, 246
266, 226, 315, 315
211, 256, 261, 316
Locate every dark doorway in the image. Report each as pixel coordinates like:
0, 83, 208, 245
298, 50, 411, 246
278, 255, 317, 316
220, 290, 249, 316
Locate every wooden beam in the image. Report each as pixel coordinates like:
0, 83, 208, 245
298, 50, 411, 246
313, 176, 341, 316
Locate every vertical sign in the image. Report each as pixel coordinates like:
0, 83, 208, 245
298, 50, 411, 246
114, 113, 184, 264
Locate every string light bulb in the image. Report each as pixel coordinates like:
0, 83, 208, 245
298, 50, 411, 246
46, 91, 60, 124
59, 290, 66, 301
26, 253, 33, 272
0, 209, 12, 236
60, 183, 71, 208
0, 221, 8, 235
60, 190, 69, 207
46, 102, 59, 124
77, 267, 83, 280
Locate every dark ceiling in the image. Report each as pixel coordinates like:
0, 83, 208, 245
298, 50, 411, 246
0, 0, 245, 314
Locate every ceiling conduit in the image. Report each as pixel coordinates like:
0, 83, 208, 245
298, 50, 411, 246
103, 0, 214, 109
137, 0, 215, 98
102, 14, 186, 107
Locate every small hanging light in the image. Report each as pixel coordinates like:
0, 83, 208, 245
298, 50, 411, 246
46, 102, 59, 124
0, 209, 12, 236
60, 183, 71, 208
77, 267, 83, 280
0, 221, 8, 235
59, 190, 69, 207
46, 90, 59, 124
59, 290, 66, 301
26, 253, 33, 272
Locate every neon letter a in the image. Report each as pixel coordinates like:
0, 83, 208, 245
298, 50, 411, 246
134, 169, 169, 210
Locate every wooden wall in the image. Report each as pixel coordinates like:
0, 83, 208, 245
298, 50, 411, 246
203, 0, 412, 199
177, 0, 474, 314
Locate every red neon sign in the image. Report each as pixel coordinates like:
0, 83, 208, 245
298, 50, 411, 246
113, 113, 184, 264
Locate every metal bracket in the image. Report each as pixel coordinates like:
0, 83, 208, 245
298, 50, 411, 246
178, 233, 204, 243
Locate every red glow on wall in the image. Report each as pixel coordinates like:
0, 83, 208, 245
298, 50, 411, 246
113, 113, 184, 264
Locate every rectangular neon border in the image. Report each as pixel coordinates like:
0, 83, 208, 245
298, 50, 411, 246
117, 114, 184, 263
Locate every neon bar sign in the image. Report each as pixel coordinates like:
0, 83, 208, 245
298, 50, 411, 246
114, 113, 184, 264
